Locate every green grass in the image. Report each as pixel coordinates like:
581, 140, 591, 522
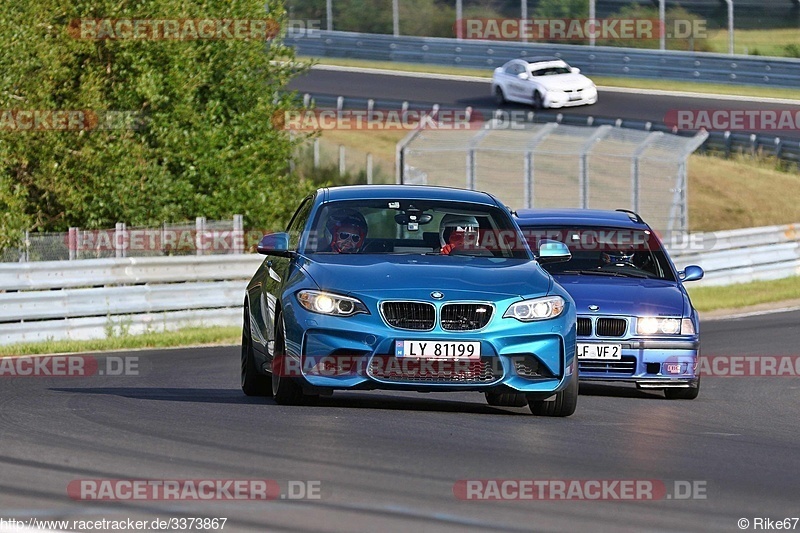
688, 276, 800, 312
302, 56, 800, 101
706, 28, 800, 58
0, 326, 241, 357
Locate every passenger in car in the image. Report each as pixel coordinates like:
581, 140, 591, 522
439, 215, 480, 255
327, 209, 368, 254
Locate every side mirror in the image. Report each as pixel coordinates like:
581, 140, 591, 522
570, 67, 581, 74
257, 232, 293, 257
517, 72, 529, 80
537, 240, 571, 264
679, 265, 704, 282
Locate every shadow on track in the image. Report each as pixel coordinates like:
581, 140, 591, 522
579, 383, 666, 399
50, 387, 531, 415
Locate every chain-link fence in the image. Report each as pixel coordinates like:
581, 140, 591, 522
398, 121, 708, 238
1, 216, 250, 263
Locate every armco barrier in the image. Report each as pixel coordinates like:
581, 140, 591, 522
0, 223, 797, 346
0, 255, 263, 346
286, 30, 800, 88
299, 93, 800, 166
668, 223, 800, 286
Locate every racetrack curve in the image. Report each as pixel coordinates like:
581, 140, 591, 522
1, 310, 798, 532
287, 68, 800, 138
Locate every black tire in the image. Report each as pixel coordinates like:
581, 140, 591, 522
271, 319, 316, 405
494, 86, 506, 105
241, 305, 272, 397
532, 90, 544, 110
527, 370, 578, 417
485, 391, 528, 407
664, 378, 700, 400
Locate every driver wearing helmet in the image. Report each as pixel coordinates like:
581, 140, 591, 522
327, 209, 368, 254
439, 214, 480, 255
601, 250, 637, 267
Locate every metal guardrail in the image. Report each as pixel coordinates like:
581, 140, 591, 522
0, 255, 263, 345
286, 30, 800, 89
669, 223, 800, 286
299, 93, 800, 165
1, 224, 798, 345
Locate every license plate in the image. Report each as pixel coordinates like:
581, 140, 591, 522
396, 340, 480, 359
577, 343, 621, 360
569, 94, 582, 101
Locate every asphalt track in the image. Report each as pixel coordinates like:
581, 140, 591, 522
287, 68, 800, 134
1, 310, 798, 532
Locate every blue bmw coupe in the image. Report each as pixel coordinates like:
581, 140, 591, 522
241, 185, 579, 416
514, 209, 704, 399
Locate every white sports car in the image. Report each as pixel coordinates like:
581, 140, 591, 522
492, 57, 598, 109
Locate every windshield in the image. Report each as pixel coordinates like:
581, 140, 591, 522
519, 225, 676, 281
305, 199, 531, 260
530, 66, 572, 76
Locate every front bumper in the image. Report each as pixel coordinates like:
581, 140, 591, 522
546, 87, 598, 108
277, 301, 576, 394
577, 338, 699, 387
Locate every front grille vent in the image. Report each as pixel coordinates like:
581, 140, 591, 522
381, 302, 435, 331
577, 317, 592, 336
441, 304, 493, 331
596, 318, 627, 337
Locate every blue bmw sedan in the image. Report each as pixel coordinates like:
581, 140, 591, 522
514, 209, 704, 399
241, 185, 579, 416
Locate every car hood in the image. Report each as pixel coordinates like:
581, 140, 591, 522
553, 275, 688, 316
535, 73, 592, 91
303, 254, 552, 298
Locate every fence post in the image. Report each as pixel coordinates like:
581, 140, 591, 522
24, 230, 30, 263
233, 214, 244, 255
115, 223, 126, 258
68, 227, 78, 260
339, 145, 346, 176
523, 151, 533, 209
313, 138, 320, 168
466, 149, 475, 190
366, 153, 373, 184
196, 217, 206, 256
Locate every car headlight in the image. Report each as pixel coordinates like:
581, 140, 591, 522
636, 317, 690, 335
297, 290, 368, 317
503, 296, 565, 322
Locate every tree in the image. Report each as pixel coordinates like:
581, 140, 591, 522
0, 0, 315, 239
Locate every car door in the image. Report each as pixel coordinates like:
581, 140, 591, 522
508, 63, 529, 101
256, 195, 314, 360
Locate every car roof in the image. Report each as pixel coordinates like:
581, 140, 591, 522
514, 208, 649, 229
524, 56, 563, 65
322, 185, 501, 206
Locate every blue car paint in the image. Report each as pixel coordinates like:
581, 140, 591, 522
245, 185, 577, 397
514, 208, 702, 391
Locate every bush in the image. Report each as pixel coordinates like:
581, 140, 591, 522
0, 0, 315, 238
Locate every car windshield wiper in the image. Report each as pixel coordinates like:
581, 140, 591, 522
559, 269, 650, 279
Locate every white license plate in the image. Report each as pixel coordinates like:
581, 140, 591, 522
577, 343, 622, 360
396, 340, 480, 359
569, 94, 582, 101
